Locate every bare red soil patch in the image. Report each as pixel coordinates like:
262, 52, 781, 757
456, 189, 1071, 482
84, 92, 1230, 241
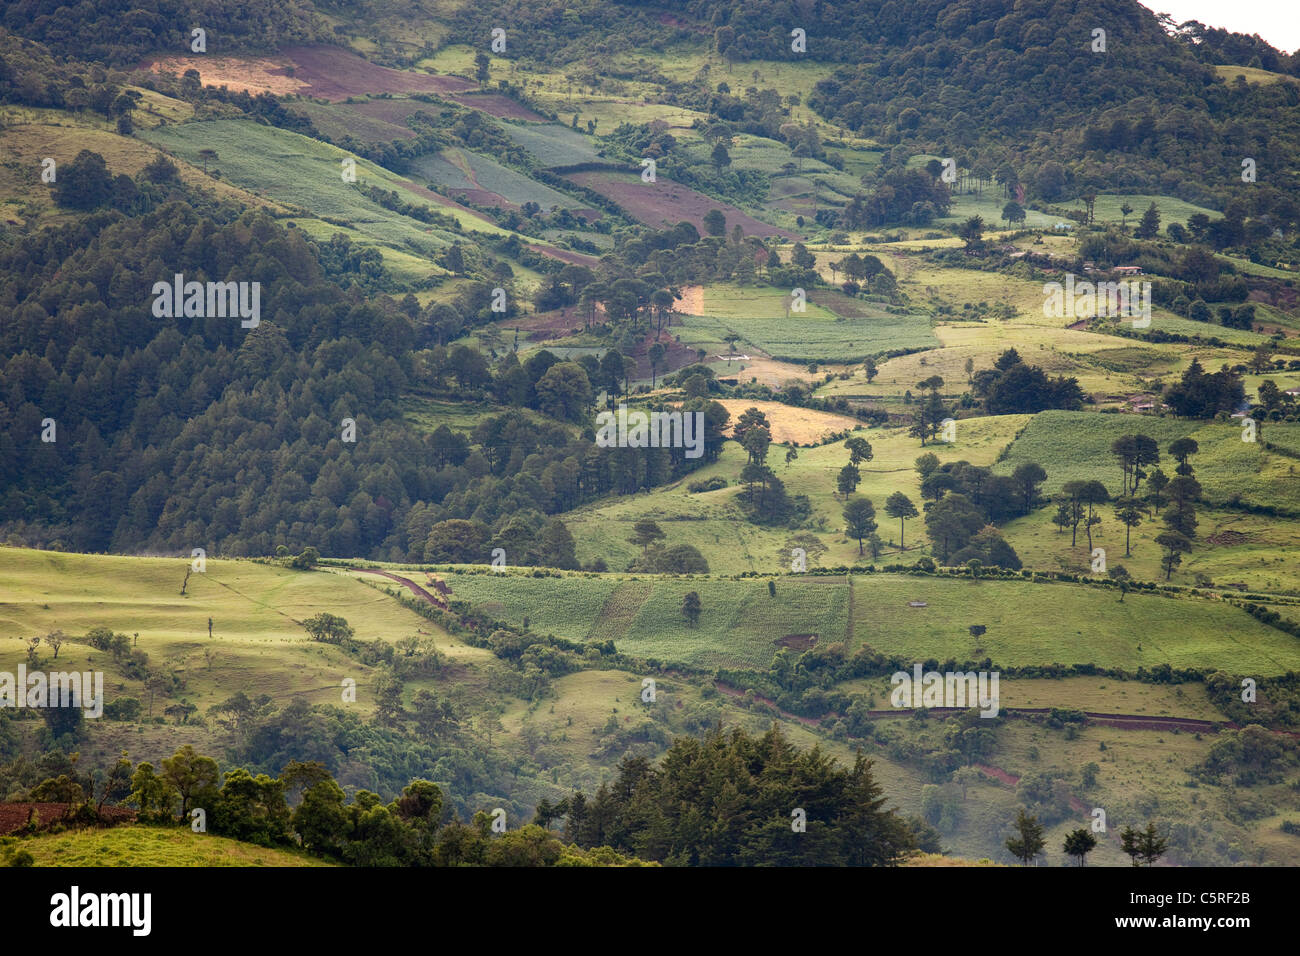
0, 803, 135, 835
454, 187, 518, 209
144, 45, 475, 102
972, 763, 1019, 786
564, 171, 798, 240
508, 306, 594, 337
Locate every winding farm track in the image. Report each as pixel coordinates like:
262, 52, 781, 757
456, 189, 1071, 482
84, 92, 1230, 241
344, 567, 1299, 741
346, 567, 445, 606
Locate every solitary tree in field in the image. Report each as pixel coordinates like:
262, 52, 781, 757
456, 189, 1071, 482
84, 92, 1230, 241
1119, 202, 1134, 230
682, 591, 702, 626
1155, 530, 1191, 580
784, 445, 798, 468
1146, 467, 1168, 515
863, 357, 878, 383
969, 624, 987, 640
1168, 437, 1199, 477
630, 519, 665, 553
845, 436, 873, 467
958, 215, 985, 253
648, 342, 665, 387
837, 463, 861, 496
1006, 807, 1046, 865
444, 243, 465, 276
1113, 497, 1144, 556
1081, 191, 1097, 226
843, 496, 877, 555
303, 613, 354, 644
161, 745, 219, 819
1063, 828, 1098, 866
1062, 479, 1108, 549
1120, 825, 1141, 865
885, 491, 919, 550
475, 51, 491, 85
1135, 202, 1161, 239
1108, 564, 1132, 601
197, 148, 218, 173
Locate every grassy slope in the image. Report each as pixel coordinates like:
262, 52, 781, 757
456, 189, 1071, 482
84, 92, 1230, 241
0, 547, 500, 724
7, 825, 334, 866
996, 411, 1300, 512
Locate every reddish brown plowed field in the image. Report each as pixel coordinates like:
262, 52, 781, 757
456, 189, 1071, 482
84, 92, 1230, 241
564, 171, 798, 240
281, 45, 475, 101
451, 187, 518, 209
972, 763, 1018, 786
445, 92, 544, 121
350, 98, 427, 124
144, 45, 475, 103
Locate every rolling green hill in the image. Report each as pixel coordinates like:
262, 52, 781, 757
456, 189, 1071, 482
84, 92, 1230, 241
5, 826, 335, 867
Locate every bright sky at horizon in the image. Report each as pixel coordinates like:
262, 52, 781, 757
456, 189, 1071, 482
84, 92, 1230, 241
1139, 0, 1300, 54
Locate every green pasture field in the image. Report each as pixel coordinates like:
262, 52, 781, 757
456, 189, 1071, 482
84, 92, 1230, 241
680, 282, 937, 361
939, 190, 1059, 228
440, 565, 1300, 675
1055, 194, 1222, 229
995, 410, 1300, 511
849, 573, 1300, 674
447, 572, 849, 670
1214, 64, 1300, 85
